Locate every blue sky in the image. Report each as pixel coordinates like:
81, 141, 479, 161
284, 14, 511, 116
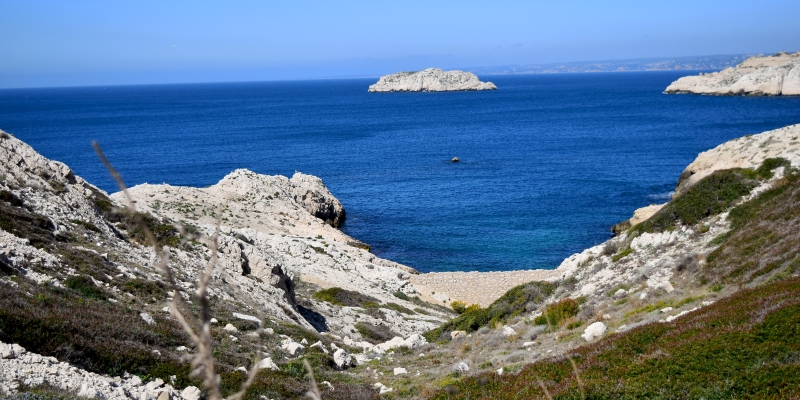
1, 0, 798, 88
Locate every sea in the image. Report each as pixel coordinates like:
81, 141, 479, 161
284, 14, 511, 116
2, 72, 799, 273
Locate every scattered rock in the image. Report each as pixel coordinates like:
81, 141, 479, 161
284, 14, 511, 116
393, 367, 407, 375
232, 312, 261, 325
581, 322, 607, 341
256, 357, 279, 371
333, 348, 352, 369
223, 324, 238, 332
455, 361, 470, 373
181, 386, 202, 400
281, 341, 305, 356
502, 326, 517, 337
140, 312, 156, 325
450, 330, 467, 340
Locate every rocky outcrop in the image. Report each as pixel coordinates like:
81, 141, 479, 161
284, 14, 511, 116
368, 68, 497, 92
665, 52, 800, 96
289, 172, 345, 228
0, 341, 197, 399
674, 123, 800, 196
0, 129, 447, 346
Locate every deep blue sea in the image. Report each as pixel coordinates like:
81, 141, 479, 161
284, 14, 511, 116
2, 73, 799, 272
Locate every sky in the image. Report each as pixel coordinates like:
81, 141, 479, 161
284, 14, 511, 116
1, 0, 799, 88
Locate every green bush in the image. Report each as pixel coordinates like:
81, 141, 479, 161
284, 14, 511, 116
424, 281, 556, 341
312, 287, 380, 308
533, 298, 580, 326
632, 169, 757, 234
64, 275, 106, 300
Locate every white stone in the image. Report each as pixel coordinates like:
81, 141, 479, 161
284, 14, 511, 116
140, 312, 156, 325
281, 342, 305, 356
393, 367, 408, 375
450, 330, 467, 340
232, 312, 261, 325
522, 341, 536, 348
455, 361, 470, 372
181, 386, 202, 400
502, 326, 517, 337
333, 348, 352, 369
581, 322, 607, 341
660, 307, 674, 313
223, 324, 238, 332
256, 357, 279, 370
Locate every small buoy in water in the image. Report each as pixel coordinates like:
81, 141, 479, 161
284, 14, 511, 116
451, 157, 460, 162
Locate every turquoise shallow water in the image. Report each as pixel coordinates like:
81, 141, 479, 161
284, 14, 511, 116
2, 72, 799, 272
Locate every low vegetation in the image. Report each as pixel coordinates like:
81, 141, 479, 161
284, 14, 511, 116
424, 281, 556, 342
431, 276, 800, 399
705, 167, 800, 284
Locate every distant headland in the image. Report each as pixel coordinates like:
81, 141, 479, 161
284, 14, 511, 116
665, 52, 800, 96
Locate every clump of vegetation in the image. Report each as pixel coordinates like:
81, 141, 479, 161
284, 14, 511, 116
424, 281, 556, 341
90, 188, 182, 248
355, 321, 398, 343
611, 246, 633, 262
632, 168, 758, 234
312, 287, 380, 308
533, 297, 580, 326
450, 300, 480, 315
432, 276, 800, 399
64, 275, 107, 300
705, 168, 800, 284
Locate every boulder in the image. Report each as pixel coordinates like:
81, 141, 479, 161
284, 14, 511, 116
232, 312, 261, 325
333, 348, 352, 369
256, 357, 279, 371
140, 312, 156, 325
180, 386, 202, 400
223, 324, 238, 332
281, 342, 305, 356
450, 331, 467, 340
455, 361, 470, 373
581, 322, 607, 341
502, 326, 517, 337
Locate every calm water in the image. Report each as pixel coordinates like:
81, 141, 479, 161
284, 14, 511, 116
2, 73, 799, 272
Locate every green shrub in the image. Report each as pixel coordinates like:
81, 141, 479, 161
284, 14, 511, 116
533, 298, 580, 326
450, 300, 468, 314
64, 275, 106, 300
632, 169, 757, 234
611, 247, 633, 262
312, 287, 380, 308
424, 281, 556, 341
354, 321, 398, 343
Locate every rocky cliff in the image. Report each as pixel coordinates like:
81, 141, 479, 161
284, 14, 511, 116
0, 129, 452, 397
368, 68, 497, 92
664, 52, 800, 96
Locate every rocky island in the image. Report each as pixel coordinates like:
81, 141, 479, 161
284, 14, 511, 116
665, 52, 800, 95
368, 68, 497, 92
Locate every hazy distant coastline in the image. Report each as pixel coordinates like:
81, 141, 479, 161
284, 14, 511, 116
468, 54, 756, 75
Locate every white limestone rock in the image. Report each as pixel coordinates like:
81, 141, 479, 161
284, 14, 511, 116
665, 52, 800, 96
581, 322, 607, 341
393, 367, 407, 375
368, 68, 497, 92
333, 348, 352, 369
256, 357, 279, 371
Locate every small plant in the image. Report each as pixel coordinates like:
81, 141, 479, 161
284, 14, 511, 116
534, 298, 580, 326
611, 247, 633, 262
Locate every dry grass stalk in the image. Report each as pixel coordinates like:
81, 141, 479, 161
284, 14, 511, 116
94, 142, 262, 400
